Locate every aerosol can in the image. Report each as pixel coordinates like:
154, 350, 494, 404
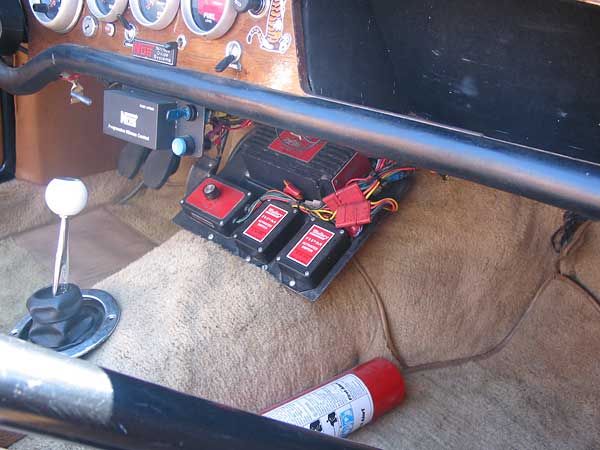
262, 358, 405, 438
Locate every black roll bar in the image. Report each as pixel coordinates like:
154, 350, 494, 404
1, 45, 600, 219
0, 336, 378, 450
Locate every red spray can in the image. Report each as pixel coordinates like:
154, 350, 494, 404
262, 358, 405, 438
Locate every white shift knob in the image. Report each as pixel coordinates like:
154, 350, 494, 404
45, 178, 88, 217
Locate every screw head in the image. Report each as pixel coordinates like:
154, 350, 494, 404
289, 280, 296, 287
233, 234, 238, 239
257, 247, 263, 253
245, 256, 251, 262
208, 233, 214, 240
276, 256, 281, 261
219, 220, 224, 226
261, 265, 268, 270
304, 271, 310, 277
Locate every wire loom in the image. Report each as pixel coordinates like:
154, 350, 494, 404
234, 160, 416, 231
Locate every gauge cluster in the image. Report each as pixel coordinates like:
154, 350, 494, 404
29, 0, 267, 36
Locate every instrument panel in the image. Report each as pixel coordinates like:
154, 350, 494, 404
26, 0, 305, 94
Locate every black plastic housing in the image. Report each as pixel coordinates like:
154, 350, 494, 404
234, 201, 304, 265
276, 220, 350, 291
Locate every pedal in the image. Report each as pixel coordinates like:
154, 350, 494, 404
142, 150, 180, 189
117, 143, 151, 179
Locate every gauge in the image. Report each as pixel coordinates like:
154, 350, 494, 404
130, 0, 179, 30
29, 0, 84, 33
182, 0, 237, 39
86, 0, 128, 22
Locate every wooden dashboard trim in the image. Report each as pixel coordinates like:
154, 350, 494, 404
27, 0, 307, 96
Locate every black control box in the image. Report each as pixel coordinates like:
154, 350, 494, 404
276, 220, 350, 291
238, 127, 371, 199
103, 89, 176, 150
234, 201, 304, 264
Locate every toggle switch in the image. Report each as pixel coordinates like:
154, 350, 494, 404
166, 105, 197, 122
215, 41, 243, 73
32, 3, 49, 13
233, 0, 265, 14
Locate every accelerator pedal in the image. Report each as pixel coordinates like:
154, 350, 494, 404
142, 150, 180, 189
117, 143, 151, 179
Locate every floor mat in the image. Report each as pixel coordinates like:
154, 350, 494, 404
1, 209, 154, 335
352, 278, 600, 449
106, 182, 185, 244
0, 171, 134, 240
14, 209, 155, 288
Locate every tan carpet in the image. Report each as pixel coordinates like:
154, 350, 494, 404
561, 222, 600, 301
4, 172, 598, 449
356, 171, 562, 366
0, 171, 135, 240
0, 238, 51, 333
351, 277, 600, 449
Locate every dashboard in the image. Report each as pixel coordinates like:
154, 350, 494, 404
26, 0, 305, 94
4, 0, 600, 221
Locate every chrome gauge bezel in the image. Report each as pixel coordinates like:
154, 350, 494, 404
85, 0, 129, 23
182, 0, 237, 39
29, 0, 85, 33
130, 0, 180, 30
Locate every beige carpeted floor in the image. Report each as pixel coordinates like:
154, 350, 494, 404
2, 171, 599, 449
351, 277, 600, 449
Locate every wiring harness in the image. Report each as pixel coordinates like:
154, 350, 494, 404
235, 159, 416, 232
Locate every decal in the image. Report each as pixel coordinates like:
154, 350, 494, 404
246, 0, 292, 54
243, 204, 289, 243
268, 131, 326, 162
287, 225, 334, 267
131, 39, 178, 66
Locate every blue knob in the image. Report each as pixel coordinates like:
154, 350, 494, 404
171, 136, 195, 156
165, 105, 196, 122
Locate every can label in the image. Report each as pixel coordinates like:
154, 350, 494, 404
286, 225, 334, 267
243, 204, 289, 243
263, 374, 374, 438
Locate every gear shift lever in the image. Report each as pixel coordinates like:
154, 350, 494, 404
45, 178, 88, 296
10, 178, 120, 357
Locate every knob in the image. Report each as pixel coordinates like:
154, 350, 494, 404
203, 183, 220, 200
32, 3, 49, 13
45, 178, 88, 218
233, 0, 264, 14
166, 105, 197, 122
44, 178, 88, 296
215, 54, 236, 73
171, 136, 196, 156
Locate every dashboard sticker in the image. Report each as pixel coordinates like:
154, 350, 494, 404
246, 0, 291, 55
131, 39, 178, 66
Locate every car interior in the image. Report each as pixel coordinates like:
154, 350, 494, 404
0, 0, 599, 449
